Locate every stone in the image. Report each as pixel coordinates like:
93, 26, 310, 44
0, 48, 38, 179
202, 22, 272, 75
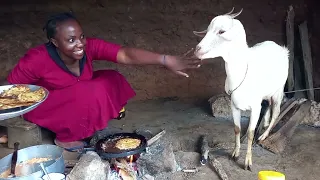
137, 134, 178, 177
66, 151, 110, 180
300, 100, 320, 127
0, 117, 42, 149
208, 94, 250, 119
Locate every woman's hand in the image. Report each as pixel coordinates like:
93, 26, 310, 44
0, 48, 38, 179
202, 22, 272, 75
162, 54, 202, 78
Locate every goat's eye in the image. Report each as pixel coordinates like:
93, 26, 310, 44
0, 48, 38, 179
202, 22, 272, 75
218, 30, 225, 35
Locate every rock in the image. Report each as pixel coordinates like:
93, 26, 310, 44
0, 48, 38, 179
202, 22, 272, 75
300, 100, 320, 127
208, 94, 250, 119
66, 151, 110, 180
137, 135, 178, 177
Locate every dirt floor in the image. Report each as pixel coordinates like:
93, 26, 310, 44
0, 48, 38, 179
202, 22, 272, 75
1, 99, 320, 180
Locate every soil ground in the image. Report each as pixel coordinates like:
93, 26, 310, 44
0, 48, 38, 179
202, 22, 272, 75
1, 99, 320, 180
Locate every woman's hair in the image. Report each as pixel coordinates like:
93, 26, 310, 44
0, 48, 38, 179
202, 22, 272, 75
43, 12, 78, 40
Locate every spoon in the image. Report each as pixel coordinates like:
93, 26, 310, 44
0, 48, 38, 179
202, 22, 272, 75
40, 163, 52, 180
8, 142, 19, 178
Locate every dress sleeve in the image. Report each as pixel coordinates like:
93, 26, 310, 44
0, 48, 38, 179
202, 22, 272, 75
85, 37, 122, 63
7, 48, 43, 84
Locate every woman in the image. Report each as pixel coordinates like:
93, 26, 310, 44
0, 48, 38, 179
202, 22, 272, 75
5, 12, 201, 151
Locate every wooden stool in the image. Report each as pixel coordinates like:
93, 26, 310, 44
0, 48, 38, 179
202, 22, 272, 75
0, 116, 42, 149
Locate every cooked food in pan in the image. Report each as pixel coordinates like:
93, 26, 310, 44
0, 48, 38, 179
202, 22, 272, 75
115, 138, 141, 150
0, 85, 46, 110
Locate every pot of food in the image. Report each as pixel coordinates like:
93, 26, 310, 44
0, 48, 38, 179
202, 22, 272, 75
0, 144, 65, 180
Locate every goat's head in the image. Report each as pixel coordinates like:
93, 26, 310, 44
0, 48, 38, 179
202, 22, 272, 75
193, 8, 246, 60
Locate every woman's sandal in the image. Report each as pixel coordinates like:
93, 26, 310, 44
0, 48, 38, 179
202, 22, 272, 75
54, 139, 89, 152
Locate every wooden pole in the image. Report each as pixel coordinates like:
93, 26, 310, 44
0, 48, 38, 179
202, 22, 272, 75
299, 21, 315, 101
286, 5, 295, 93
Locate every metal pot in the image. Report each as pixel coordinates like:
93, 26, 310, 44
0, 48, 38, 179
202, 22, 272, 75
0, 144, 65, 180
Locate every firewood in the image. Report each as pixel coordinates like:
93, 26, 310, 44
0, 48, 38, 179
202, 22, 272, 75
114, 159, 137, 180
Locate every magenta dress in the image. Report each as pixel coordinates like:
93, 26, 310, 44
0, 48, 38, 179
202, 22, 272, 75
7, 38, 136, 142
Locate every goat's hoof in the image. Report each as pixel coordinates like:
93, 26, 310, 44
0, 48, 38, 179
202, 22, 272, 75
232, 155, 239, 162
244, 164, 252, 171
230, 154, 239, 161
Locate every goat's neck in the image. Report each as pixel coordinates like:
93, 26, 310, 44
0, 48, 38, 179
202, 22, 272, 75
223, 45, 249, 91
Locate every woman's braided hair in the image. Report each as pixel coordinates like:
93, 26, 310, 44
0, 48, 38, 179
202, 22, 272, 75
43, 12, 78, 40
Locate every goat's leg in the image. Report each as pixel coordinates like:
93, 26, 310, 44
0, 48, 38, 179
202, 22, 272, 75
258, 93, 282, 141
263, 106, 271, 128
244, 104, 261, 171
231, 101, 241, 161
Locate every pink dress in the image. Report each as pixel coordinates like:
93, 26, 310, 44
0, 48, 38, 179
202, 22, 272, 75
7, 38, 136, 142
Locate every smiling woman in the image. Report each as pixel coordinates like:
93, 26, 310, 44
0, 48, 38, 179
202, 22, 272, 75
5, 12, 201, 151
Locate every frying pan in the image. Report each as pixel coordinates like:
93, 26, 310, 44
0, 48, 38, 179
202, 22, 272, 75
83, 133, 147, 159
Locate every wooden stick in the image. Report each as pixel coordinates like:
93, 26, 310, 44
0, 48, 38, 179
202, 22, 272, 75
115, 159, 137, 180
259, 100, 311, 154
286, 5, 295, 92
299, 21, 315, 101
209, 158, 229, 180
147, 129, 166, 146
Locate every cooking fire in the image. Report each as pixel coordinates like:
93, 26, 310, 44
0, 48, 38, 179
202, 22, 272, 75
109, 154, 141, 180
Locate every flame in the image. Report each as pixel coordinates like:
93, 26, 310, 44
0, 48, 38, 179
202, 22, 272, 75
126, 155, 134, 163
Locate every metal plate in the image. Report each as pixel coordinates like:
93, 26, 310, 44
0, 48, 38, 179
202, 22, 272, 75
0, 84, 49, 121
95, 133, 147, 159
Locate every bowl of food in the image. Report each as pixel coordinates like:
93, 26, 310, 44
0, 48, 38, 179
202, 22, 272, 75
0, 84, 49, 121
0, 144, 65, 180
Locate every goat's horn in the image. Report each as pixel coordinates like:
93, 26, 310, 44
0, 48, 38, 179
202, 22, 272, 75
223, 7, 235, 15
230, 8, 243, 18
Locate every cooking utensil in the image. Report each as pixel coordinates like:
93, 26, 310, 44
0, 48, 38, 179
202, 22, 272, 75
0, 144, 65, 180
95, 133, 147, 159
7, 142, 19, 178
39, 163, 51, 180
0, 84, 49, 121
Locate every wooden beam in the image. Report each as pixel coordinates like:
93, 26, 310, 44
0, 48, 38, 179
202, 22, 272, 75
286, 5, 295, 93
299, 21, 315, 101
259, 100, 311, 154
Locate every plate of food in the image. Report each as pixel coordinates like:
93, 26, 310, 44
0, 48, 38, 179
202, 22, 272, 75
0, 84, 49, 121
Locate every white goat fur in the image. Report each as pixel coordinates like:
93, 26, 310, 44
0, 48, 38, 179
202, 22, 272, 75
193, 8, 289, 170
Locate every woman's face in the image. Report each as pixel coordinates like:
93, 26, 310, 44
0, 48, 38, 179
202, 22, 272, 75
51, 19, 86, 61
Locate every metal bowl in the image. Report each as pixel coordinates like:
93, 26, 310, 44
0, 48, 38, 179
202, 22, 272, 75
0, 144, 65, 180
0, 84, 49, 121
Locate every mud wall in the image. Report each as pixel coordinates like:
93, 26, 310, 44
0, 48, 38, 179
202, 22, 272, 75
0, 0, 318, 101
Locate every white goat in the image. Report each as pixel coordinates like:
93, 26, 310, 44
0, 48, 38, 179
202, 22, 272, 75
193, 8, 289, 170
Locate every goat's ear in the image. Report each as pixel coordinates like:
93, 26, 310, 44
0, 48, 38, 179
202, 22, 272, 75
193, 30, 207, 37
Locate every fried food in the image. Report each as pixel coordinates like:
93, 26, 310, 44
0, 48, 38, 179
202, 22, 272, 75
0, 85, 30, 97
0, 157, 52, 178
115, 138, 141, 150
0, 85, 46, 110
